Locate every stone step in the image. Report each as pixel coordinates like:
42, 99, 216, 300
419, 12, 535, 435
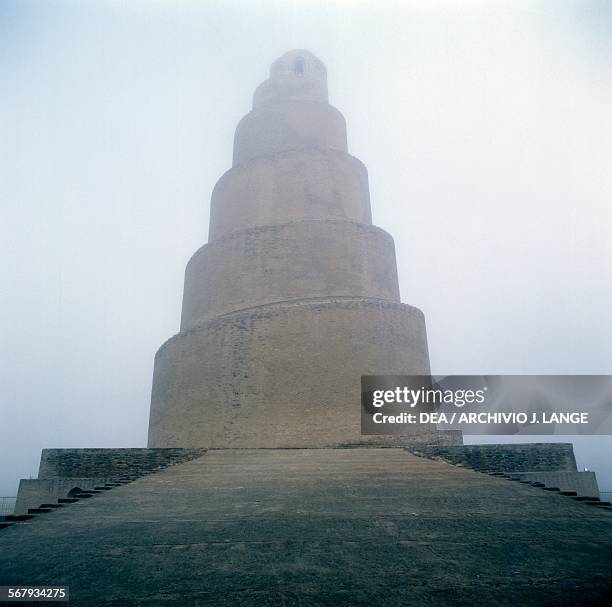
4, 514, 33, 522
72, 493, 93, 499
58, 498, 79, 504
40, 503, 63, 508
0, 522, 13, 530
93, 486, 113, 490
542, 487, 560, 492
573, 496, 599, 502
28, 508, 52, 514
559, 491, 578, 496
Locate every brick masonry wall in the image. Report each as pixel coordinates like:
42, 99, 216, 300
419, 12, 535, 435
15, 478, 115, 515
408, 443, 577, 473
38, 448, 207, 479
149, 298, 431, 448
511, 471, 599, 498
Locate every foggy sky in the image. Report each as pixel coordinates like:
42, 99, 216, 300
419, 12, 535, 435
1, 0, 611, 496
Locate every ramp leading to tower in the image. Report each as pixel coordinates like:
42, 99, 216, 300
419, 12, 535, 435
2, 449, 612, 605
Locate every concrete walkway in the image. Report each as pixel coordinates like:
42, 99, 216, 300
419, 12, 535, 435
1, 449, 611, 606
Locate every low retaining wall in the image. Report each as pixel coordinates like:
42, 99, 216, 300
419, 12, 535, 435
15, 448, 208, 516
510, 471, 599, 498
15, 478, 114, 515
38, 448, 207, 479
408, 443, 577, 472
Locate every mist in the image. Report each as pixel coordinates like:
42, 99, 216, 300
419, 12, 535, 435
1, 0, 611, 495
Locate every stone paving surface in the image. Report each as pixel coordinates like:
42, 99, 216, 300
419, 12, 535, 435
1, 449, 611, 606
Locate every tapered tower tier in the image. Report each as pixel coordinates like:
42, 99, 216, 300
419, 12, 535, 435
149, 298, 430, 447
181, 220, 400, 329
209, 149, 372, 239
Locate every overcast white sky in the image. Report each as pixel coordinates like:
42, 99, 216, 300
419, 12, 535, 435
1, 0, 611, 496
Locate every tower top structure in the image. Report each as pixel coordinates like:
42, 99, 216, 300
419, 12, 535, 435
253, 49, 328, 108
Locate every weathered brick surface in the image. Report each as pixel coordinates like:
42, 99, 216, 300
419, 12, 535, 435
38, 448, 206, 479
409, 443, 577, 472
209, 149, 371, 240
149, 298, 431, 448
181, 221, 400, 329
510, 471, 599, 497
15, 478, 115, 515
233, 100, 347, 166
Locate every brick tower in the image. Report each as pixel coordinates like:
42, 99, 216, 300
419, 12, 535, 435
148, 50, 431, 447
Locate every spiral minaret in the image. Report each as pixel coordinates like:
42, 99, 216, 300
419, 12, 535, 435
148, 50, 431, 447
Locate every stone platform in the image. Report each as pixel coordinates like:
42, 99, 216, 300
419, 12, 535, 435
2, 449, 612, 606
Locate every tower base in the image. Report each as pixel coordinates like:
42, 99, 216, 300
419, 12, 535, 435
148, 297, 433, 448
